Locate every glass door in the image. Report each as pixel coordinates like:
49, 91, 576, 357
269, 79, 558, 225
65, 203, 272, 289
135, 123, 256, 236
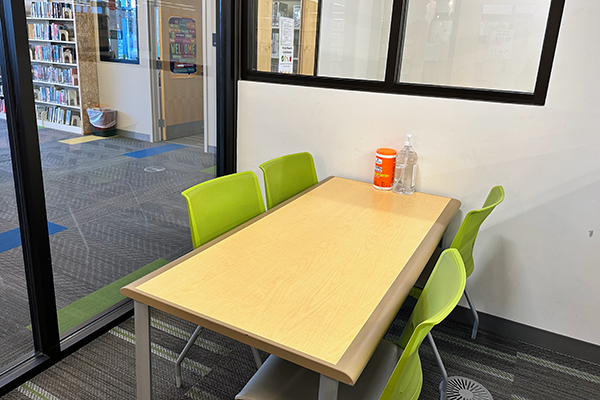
0, 0, 231, 392
24, 0, 217, 340
0, 92, 35, 372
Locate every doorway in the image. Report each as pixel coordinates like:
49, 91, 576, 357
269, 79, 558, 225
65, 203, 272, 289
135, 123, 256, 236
150, 0, 216, 153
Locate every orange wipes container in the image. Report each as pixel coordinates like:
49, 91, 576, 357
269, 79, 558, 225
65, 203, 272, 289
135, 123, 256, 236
373, 148, 397, 190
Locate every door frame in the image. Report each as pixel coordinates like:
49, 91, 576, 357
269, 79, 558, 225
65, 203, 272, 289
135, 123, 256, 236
147, 0, 162, 143
148, 0, 213, 147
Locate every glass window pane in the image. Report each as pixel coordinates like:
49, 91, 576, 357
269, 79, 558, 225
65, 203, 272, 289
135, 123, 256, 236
318, 0, 393, 80
25, 0, 217, 339
0, 81, 35, 371
399, 0, 552, 92
253, 0, 393, 81
256, 0, 318, 75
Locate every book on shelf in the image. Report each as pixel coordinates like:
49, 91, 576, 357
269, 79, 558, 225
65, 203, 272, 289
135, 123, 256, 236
28, 23, 73, 42
35, 85, 78, 106
271, 33, 279, 57
293, 5, 301, 28
272, 2, 288, 27
30, 44, 76, 64
36, 104, 80, 126
32, 64, 78, 85
30, 2, 73, 19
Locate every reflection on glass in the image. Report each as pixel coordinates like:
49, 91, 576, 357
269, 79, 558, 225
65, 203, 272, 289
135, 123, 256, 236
98, 0, 139, 63
399, 0, 552, 92
254, 0, 393, 81
0, 83, 35, 371
318, 0, 393, 80
24, 0, 217, 339
256, 0, 316, 75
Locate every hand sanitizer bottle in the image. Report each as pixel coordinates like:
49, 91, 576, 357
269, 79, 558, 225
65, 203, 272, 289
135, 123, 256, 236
392, 134, 418, 194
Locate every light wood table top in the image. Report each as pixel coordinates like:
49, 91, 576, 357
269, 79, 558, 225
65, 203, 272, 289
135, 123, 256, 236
122, 176, 460, 385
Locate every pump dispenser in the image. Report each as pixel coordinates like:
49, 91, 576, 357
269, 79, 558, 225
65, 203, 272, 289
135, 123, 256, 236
392, 134, 418, 194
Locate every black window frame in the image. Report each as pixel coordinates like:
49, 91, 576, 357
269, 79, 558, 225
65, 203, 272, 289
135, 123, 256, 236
241, 0, 566, 106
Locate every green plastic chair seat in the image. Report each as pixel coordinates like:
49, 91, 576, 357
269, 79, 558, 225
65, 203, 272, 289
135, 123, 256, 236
235, 249, 467, 400
260, 152, 318, 209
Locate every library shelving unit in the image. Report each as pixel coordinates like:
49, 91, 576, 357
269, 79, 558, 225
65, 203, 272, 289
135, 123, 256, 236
24, 0, 99, 134
257, 0, 317, 75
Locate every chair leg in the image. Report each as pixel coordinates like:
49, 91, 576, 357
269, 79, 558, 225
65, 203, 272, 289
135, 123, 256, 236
463, 287, 479, 340
251, 346, 263, 368
175, 325, 203, 388
427, 332, 448, 400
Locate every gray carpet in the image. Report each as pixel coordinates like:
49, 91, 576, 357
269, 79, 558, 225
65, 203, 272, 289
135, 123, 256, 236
0, 122, 215, 372
3, 304, 600, 400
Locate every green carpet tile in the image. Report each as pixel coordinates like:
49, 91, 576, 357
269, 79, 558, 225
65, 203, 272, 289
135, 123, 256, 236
26, 259, 169, 335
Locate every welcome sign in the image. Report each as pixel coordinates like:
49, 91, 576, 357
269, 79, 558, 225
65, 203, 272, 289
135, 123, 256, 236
169, 17, 197, 74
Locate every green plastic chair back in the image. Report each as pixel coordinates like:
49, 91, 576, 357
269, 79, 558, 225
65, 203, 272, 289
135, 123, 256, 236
182, 172, 266, 249
450, 186, 505, 278
259, 152, 318, 209
379, 249, 466, 400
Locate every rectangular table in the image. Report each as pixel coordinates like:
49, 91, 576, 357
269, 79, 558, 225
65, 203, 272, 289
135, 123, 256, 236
121, 176, 460, 399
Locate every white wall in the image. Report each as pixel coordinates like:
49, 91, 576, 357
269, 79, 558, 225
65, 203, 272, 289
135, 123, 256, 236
238, 0, 600, 346
96, 0, 154, 139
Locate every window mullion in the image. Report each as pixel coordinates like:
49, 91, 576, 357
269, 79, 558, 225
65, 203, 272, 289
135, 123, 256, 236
384, 0, 407, 90
0, 0, 60, 357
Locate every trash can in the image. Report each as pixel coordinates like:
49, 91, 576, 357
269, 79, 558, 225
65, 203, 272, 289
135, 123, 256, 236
87, 107, 117, 137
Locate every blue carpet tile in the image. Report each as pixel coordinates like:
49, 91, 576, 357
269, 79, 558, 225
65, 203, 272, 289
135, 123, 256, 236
123, 143, 187, 159
0, 222, 67, 253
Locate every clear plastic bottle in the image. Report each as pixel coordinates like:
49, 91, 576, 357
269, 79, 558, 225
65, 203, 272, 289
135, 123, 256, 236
392, 134, 418, 194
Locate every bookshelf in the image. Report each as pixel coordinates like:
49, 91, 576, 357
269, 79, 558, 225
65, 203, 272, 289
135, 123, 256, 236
27, 1, 83, 133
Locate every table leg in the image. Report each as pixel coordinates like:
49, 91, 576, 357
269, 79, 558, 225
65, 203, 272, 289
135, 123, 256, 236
318, 374, 339, 400
135, 301, 152, 399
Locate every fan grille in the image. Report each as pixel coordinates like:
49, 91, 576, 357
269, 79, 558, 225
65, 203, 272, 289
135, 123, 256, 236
444, 376, 493, 400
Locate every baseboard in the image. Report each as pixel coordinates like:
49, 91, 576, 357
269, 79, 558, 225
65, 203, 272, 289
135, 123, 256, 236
164, 120, 203, 140
447, 304, 600, 365
115, 128, 151, 142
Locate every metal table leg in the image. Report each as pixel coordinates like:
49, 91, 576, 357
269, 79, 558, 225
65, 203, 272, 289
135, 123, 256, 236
318, 374, 339, 400
135, 301, 152, 399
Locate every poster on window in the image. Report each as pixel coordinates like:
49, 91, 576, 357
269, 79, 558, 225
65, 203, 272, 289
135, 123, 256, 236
169, 17, 197, 74
278, 17, 294, 74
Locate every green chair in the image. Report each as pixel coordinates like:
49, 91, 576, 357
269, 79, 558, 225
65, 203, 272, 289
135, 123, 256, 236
410, 185, 505, 339
176, 171, 266, 387
259, 152, 318, 209
235, 248, 467, 400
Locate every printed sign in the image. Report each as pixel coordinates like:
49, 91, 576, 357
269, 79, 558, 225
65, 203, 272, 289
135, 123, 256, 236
169, 17, 197, 74
487, 29, 514, 60
278, 17, 294, 74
